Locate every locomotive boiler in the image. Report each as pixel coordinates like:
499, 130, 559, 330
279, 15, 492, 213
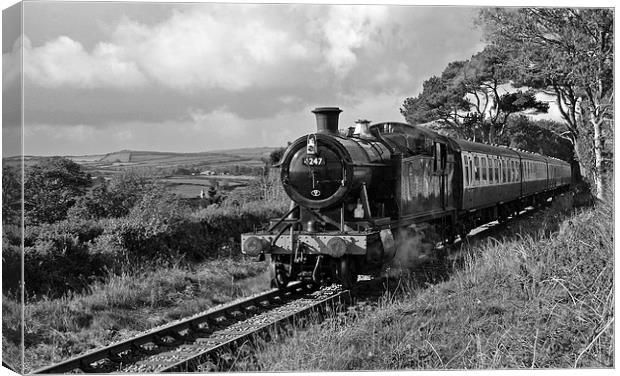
241, 107, 572, 288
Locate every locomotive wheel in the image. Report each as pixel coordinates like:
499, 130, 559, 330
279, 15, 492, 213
270, 263, 290, 289
339, 256, 358, 289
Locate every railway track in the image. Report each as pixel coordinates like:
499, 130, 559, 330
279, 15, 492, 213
33, 282, 350, 374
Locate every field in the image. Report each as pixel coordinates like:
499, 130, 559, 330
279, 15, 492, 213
4, 147, 278, 198
161, 175, 256, 198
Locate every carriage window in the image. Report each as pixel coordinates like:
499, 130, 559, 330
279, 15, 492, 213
463, 156, 469, 187
481, 157, 487, 183
526, 162, 529, 180
502, 160, 506, 182
474, 156, 480, 183
441, 144, 447, 170
507, 161, 511, 182
494, 159, 499, 183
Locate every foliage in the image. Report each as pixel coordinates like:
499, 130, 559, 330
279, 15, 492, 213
401, 46, 549, 143
2, 225, 22, 296
23, 158, 92, 225
95, 190, 190, 267
2, 165, 21, 225
268, 146, 287, 166
68, 170, 157, 220
500, 115, 574, 161
478, 8, 613, 198
21, 219, 109, 297
16, 186, 286, 298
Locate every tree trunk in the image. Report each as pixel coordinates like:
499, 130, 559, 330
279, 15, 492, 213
572, 139, 590, 184
592, 119, 605, 200
488, 125, 497, 144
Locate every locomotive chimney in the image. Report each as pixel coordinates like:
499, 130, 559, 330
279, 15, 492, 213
312, 107, 342, 134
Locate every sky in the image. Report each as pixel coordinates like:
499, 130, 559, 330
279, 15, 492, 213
1, 1, 492, 157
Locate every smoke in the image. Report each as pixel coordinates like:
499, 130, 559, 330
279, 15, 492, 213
381, 223, 438, 279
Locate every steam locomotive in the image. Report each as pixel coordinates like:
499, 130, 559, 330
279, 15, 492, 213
241, 107, 572, 288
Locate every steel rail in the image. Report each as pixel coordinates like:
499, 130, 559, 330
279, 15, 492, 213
32, 281, 320, 374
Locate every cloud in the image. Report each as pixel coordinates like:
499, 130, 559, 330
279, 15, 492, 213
18, 4, 400, 93
2, 35, 23, 91
12, 4, 491, 157
20, 5, 316, 92
321, 5, 389, 75
23, 35, 147, 89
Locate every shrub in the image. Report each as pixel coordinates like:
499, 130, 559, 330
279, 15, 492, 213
20, 187, 288, 298
2, 225, 22, 295
22, 219, 109, 298
68, 171, 159, 220
24, 158, 92, 225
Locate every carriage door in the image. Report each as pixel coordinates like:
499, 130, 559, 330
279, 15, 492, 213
434, 142, 448, 209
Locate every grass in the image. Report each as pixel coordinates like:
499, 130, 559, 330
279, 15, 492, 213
230, 202, 613, 371
4, 258, 270, 373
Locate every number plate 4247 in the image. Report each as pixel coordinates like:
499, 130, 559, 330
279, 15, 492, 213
303, 157, 325, 166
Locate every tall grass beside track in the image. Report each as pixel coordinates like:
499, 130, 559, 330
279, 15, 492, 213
5, 259, 270, 373
2, 197, 288, 373
233, 202, 614, 370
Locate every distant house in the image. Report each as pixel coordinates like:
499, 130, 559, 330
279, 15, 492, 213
199, 170, 215, 176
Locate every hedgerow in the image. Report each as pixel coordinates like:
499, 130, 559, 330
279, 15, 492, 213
17, 196, 287, 299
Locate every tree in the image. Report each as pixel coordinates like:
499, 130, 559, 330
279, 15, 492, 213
479, 8, 613, 200
268, 146, 287, 166
500, 115, 574, 162
23, 158, 92, 224
401, 46, 549, 143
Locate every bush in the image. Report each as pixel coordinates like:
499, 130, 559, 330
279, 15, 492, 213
68, 171, 158, 220
181, 202, 288, 258
19, 186, 288, 298
23, 219, 110, 298
2, 225, 22, 295
24, 158, 92, 225
96, 191, 189, 267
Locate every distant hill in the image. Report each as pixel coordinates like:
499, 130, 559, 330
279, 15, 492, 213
2, 147, 280, 174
